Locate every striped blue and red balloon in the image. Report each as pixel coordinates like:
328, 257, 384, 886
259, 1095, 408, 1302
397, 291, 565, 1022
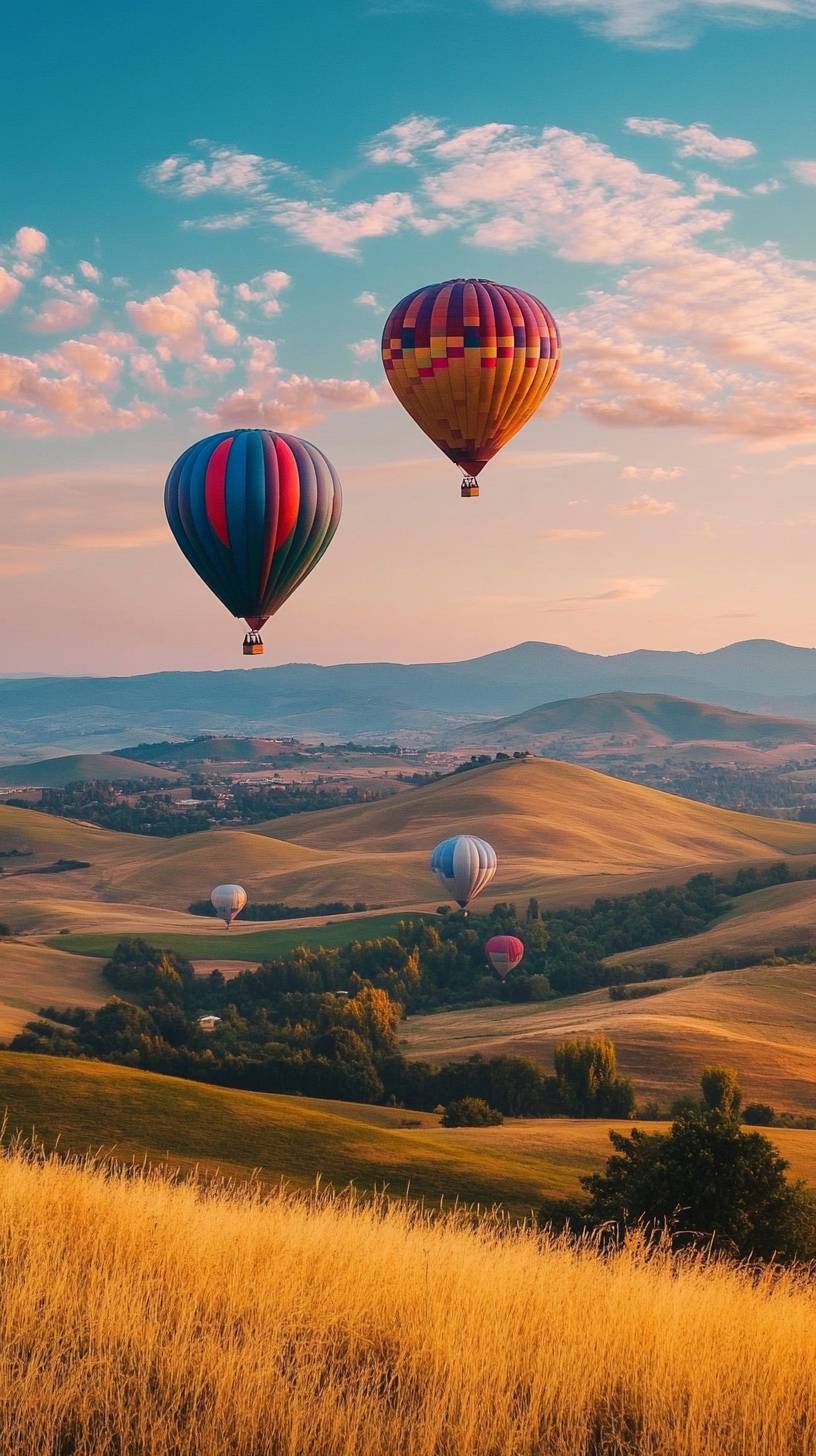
164, 429, 342, 650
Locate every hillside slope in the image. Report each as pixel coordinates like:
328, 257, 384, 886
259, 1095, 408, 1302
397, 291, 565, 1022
5, 760, 816, 924
459, 693, 816, 751
0, 1053, 814, 1209
400, 962, 816, 1113
0, 753, 177, 787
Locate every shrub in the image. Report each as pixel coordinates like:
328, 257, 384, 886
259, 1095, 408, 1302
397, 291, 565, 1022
743, 1103, 776, 1126
441, 1098, 503, 1128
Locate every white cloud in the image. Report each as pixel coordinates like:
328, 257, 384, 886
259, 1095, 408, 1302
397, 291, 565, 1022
350, 338, 378, 360
28, 280, 98, 334
126, 268, 237, 359
0, 268, 22, 312
625, 117, 756, 161
614, 493, 677, 514
14, 226, 47, 257
621, 464, 686, 480
144, 144, 286, 197
271, 193, 422, 257
235, 269, 292, 315
355, 291, 380, 309
491, 0, 816, 47
789, 159, 816, 185
181, 211, 255, 231
366, 115, 446, 165
201, 374, 381, 431
78, 260, 101, 282
418, 122, 730, 262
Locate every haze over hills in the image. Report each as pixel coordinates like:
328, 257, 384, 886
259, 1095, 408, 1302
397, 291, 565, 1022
457, 693, 816, 754
7, 639, 816, 755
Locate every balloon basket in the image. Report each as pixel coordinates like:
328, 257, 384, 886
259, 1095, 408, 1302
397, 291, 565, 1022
243, 632, 264, 656
461, 477, 479, 498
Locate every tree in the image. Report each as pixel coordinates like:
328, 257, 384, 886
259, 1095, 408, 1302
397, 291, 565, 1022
583, 1071, 816, 1261
441, 1098, 503, 1127
553, 1036, 634, 1118
701, 1065, 742, 1120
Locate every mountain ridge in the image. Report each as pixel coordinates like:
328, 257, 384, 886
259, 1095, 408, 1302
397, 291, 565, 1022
6, 639, 816, 753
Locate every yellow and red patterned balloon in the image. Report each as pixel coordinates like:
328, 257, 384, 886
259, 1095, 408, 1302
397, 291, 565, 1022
381, 278, 560, 496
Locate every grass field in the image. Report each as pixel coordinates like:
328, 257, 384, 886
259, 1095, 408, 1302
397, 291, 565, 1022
0, 753, 178, 787
0, 1051, 815, 1213
45, 911, 430, 962
400, 962, 816, 1114
0, 1148, 814, 1455
0, 940, 106, 1037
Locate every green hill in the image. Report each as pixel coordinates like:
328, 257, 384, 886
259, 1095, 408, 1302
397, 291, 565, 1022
118, 736, 290, 765
459, 693, 816, 751
0, 1052, 814, 1214
0, 754, 178, 788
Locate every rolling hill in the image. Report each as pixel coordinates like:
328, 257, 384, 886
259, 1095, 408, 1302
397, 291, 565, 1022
0, 1052, 814, 1212
0, 940, 107, 1037
117, 736, 290, 765
400, 961, 816, 1113
4, 759, 816, 934
457, 693, 816, 754
0, 753, 177, 787
603, 877, 816, 974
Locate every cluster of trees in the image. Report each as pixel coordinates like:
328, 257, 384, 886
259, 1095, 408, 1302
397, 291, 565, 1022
14, 937, 634, 1118
605, 758, 816, 818
582, 1068, 816, 1261
188, 898, 370, 921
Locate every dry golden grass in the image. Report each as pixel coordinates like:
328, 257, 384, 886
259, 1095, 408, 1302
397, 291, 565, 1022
0, 1145, 814, 1456
401, 962, 816, 1113
605, 878, 816, 973
0, 941, 106, 1037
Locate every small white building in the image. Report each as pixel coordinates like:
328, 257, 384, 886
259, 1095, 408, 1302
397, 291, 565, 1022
197, 1014, 222, 1033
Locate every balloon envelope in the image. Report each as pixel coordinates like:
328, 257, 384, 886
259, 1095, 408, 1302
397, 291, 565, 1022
211, 883, 247, 928
430, 835, 497, 908
164, 428, 342, 633
485, 934, 525, 979
382, 279, 560, 485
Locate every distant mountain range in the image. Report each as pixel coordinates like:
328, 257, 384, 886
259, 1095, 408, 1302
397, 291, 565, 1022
5, 638, 816, 756
457, 692, 816, 752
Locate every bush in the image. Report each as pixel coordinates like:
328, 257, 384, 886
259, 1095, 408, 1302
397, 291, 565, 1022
743, 1103, 776, 1126
441, 1098, 503, 1127
583, 1071, 816, 1261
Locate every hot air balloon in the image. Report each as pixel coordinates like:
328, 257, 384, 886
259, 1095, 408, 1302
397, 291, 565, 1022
211, 883, 247, 928
382, 279, 560, 497
164, 429, 342, 655
485, 934, 525, 980
431, 835, 497, 910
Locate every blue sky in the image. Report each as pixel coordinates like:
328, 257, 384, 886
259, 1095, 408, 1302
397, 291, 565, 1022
2, 0, 816, 672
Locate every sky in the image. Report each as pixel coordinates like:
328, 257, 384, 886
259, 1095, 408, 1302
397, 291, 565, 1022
2, 0, 816, 675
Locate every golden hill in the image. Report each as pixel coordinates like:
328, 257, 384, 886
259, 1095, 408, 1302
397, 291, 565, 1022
0, 941, 106, 1037
400, 962, 816, 1114
603, 878, 816, 974
4, 760, 816, 927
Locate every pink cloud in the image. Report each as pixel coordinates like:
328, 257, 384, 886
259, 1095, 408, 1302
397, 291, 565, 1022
614, 494, 677, 515
14, 226, 48, 257
0, 268, 22, 312
126, 268, 236, 360
201, 372, 381, 431
625, 117, 756, 161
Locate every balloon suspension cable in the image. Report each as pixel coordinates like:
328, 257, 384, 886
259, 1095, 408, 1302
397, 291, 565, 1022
243, 629, 264, 657
461, 476, 479, 499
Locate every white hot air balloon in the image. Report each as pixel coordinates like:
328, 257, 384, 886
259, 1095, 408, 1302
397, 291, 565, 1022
430, 835, 497, 911
211, 883, 247, 929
